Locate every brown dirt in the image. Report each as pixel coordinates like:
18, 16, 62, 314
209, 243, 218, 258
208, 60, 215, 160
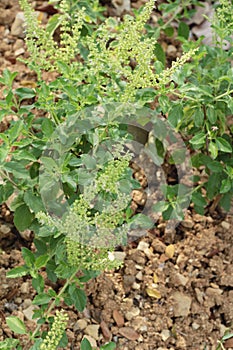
0, 1, 233, 350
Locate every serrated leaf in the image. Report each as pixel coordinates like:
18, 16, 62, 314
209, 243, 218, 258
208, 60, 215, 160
32, 293, 51, 305
15, 87, 35, 101
178, 21, 189, 40
146, 288, 161, 299
14, 204, 34, 231
220, 178, 232, 193
208, 141, 218, 159
6, 316, 27, 335
216, 137, 232, 153
6, 265, 29, 278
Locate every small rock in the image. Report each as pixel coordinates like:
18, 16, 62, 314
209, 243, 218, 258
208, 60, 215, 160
0, 224, 11, 235
15, 47, 25, 57
113, 251, 126, 262
84, 324, 99, 340
174, 272, 188, 286
113, 310, 124, 327
82, 335, 97, 348
23, 305, 38, 322
137, 241, 149, 251
118, 327, 140, 341
131, 189, 147, 206
172, 292, 192, 317
22, 298, 32, 309
192, 322, 200, 330
132, 282, 141, 290
20, 282, 30, 294
195, 288, 204, 304
123, 275, 135, 291
136, 271, 143, 281
144, 247, 153, 259
100, 321, 112, 340
221, 221, 230, 230
11, 12, 25, 38
181, 219, 194, 228
165, 244, 175, 259
166, 45, 177, 57
74, 319, 88, 331
152, 239, 166, 253
13, 39, 24, 51
160, 329, 171, 341
206, 287, 223, 296
125, 307, 140, 321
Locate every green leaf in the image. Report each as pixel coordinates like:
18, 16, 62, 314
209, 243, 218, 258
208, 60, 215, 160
32, 275, 44, 293
193, 107, 203, 127
14, 204, 34, 231
206, 107, 217, 124
192, 191, 207, 208
178, 22, 189, 40
154, 43, 165, 66
220, 178, 232, 193
208, 141, 218, 159
32, 293, 52, 305
164, 26, 174, 37
153, 201, 169, 212
24, 191, 45, 214
8, 120, 24, 142
216, 137, 232, 153
0, 338, 19, 349
80, 338, 92, 350
69, 285, 87, 312
6, 265, 29, 278
46, 14, 62, 36
100, 342, 116, 350
168, 104, 183, 128
35, 255, 49, 269
6, 316, 27, 335
15, 87, 35, 101
22, 247, 35, 267
189, 132, 206, 148
0, 69, 18, 87
129, 213, 154, 229
41, 118, 55, 138
206, 160, 223, 173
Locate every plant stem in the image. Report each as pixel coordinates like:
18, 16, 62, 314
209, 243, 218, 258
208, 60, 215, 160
31, 269, 79, 339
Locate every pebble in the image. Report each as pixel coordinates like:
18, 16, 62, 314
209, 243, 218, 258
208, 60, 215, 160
15, 47, 25, 57
13, 39, 24, 51
166, 44, 177, 57
125, 307, 140, 321
100, 320, 112, 340
132, 282, 141, 290
11, 12, 25, 38
137, 241, 149, 251
160, 329, 171, 341
84, 324, 99, 340
0, 224, 11, 235
151, 239, 166, 253
192, 322, 200, 330
22, 298, 32, 309
136, 271, 143, 281
23, 305, 37, 322
174, 272, 188, 286
172, 292, 192, 317
74, 319, 88, 331
113, 251, 126, 262
221, 221, 230, 230
113, 309, 124, 327
118, 327, 140, 341
20, 282, 30, 294
181, 219, 194, 228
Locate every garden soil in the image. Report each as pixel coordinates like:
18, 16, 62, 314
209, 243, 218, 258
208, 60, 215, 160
0, 1, 233, 349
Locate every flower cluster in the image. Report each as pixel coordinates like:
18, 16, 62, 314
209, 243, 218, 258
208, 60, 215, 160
37, 150, 132, 270
40, 310, 68, 350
